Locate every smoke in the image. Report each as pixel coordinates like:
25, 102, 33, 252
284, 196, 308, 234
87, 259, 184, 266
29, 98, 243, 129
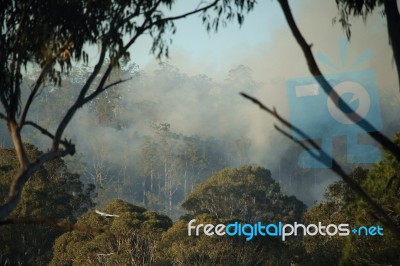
1, 0, 400, 210
160, 0, 400, 204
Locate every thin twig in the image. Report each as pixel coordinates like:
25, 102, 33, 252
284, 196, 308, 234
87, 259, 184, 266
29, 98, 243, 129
24, 121, 70, 148
277, 0, 400, 161
240, 92, 320, 150
83, 77, 134, 105
20, 61, 53, 126
241, 93, 400, 238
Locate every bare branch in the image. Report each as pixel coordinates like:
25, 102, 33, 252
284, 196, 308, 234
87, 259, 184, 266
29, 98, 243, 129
274, 125, 319, 158
241, 93, 400, 238
23, 121, 71, 148
240, 92, 321, 151
24, 121, 55, 139
51, 42, 109, 151
0, 217, 103, 234
121, 0, 219, 54
83, 76, 134, 105
277, 0, 400, 161
153, 0, 219, 24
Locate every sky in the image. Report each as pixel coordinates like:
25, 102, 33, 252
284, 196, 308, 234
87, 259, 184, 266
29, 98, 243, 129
125, 0, 400, 134
130, 0, 287, 76
129, 0, 398, 86
125, 0, 400, 117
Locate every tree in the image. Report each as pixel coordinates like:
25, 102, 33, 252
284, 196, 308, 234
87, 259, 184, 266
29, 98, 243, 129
279, 0, 400, 236
157, 166, 306, 265
241, 0, 400, 237
333, 0, 400, 87
51, 199, 172, 265
138, 123, 227, 217
0, 0, 257, 219
303, 135, 400, 265
0, 143, 94, 265
182, 166, 306, 223
155, 214, 289, 266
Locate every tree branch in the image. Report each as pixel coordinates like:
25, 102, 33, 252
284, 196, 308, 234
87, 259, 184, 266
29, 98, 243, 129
51, 1, 154, 151
383, 0, 400, 91
240, 92, 320, 151
19, 61, 53, 127
24, 121, 55, 139
51, 41, 109, 151
241, 92, 400, 238
8, 120, 29, 168
83, 76, 134, 105
24, 120, 71, 148
277, 0, 400, 162
121, 0, 219, 54
154, 0, 219, 24
0, 145, 75, 219
1, 0, 224, 221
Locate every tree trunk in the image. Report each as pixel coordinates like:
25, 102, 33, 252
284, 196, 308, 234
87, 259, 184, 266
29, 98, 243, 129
8, 120, 28, 168
384, 0, 400, 90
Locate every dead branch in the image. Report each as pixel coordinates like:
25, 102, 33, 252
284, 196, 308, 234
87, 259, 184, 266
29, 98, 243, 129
19, 60, 54, 127
241, 92, 400, 238
277, 0, 400, 162
24, 121, 70, 148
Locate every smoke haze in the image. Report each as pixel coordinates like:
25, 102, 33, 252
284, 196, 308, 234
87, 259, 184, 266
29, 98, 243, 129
1, 0, 400, 211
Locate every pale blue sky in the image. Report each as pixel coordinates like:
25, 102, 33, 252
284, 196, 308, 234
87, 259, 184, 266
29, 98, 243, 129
130, 0, 299, 72
125, 0, 395, 91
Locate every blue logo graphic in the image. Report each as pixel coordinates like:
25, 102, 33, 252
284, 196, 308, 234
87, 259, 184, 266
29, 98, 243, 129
286, 40, 382, 168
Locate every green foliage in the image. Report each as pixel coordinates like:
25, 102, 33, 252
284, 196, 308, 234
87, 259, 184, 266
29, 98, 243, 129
155, 214, 290, 266
157, 166, 307, 265
334, 0, 383, 38
0, 143, 94, 265
0, 0, 179, 91
51, 199, 172, 265
0, 0, 257, 113
182, 166, 306, 223
303, 134, 400, 264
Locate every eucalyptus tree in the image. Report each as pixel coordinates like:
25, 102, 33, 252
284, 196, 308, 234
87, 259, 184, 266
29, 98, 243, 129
0, 0, 256, 219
